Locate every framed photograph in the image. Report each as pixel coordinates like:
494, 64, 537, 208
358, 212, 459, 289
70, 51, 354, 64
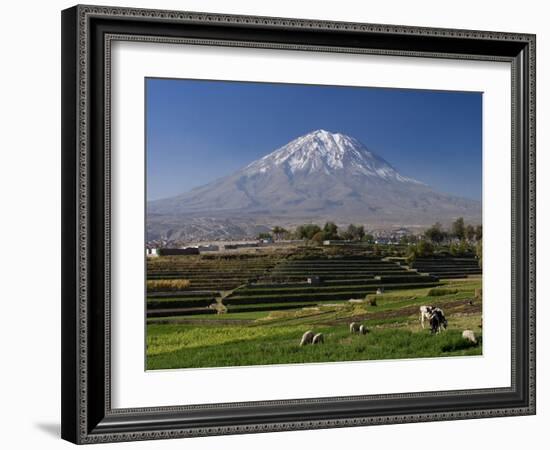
61, 4, 536, 444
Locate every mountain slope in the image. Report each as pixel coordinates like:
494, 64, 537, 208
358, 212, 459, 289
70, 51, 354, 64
147, 130, 481, 240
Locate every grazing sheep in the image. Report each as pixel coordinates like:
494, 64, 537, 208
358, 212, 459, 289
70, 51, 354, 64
462, 330, 477, 344
300, 330, 315, 346
359, 324, 368, 335
312, 333, 324, 344
349, 322, 360, 333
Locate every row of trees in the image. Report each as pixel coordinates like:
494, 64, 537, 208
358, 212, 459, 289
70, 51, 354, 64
424, 218, 482, 243
258, 222, 375, 243
295, 222, 376, 243
258, 218, 482, 259
408, 217, 483, 266
407, 239, 479, 261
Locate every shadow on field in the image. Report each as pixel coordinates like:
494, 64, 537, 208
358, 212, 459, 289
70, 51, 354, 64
441, 335, 482, 352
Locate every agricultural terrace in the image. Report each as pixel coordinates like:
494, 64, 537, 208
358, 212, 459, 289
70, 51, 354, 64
146, 245, 482, 369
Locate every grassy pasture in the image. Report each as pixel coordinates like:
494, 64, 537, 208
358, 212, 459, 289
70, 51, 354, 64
147, 256, 482, 370
147, 322, 481, 370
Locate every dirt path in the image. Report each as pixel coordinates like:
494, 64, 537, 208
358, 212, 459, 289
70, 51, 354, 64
323, 299, 481, 325
148, 298, 481, 327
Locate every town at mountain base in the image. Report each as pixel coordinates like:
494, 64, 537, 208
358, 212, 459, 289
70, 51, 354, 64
147, 130, 481, 241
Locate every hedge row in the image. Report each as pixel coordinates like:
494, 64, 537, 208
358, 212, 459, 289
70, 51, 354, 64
223, 291, 375, 305
374, 275, 437, 283
147, 291, 219, 298
146, 279, 190, 291
233, 284, 386, 297
223, 282, 439, 305
146, 308, 216, 318
174, 283, 242, 288
227, 303, 312, 313
427, 288, 459, 297
147, 298, 216, 309
409, 265, 480, 270
233, 278, 433, 296
247, 279, 375, 289
267, 273, 416, 280
147, 268, 274, 275
276, 263, 400, 268
431, 273, 481, 279
275, 263, 400, 268
254, 279, 379, 288
272, 269, 404, 274
148, 266, 272, 272
147, 273, 263, 280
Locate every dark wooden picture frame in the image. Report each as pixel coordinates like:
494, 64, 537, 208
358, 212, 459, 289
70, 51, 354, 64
61, 4, 536, 444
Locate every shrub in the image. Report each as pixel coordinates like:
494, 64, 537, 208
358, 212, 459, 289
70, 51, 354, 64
311, 231, 325, 244
449, 240, 474, 256
427, 288, 458, 296
407, 240, 434, 261
147, 279, 191, 292
295, 224, 322, 240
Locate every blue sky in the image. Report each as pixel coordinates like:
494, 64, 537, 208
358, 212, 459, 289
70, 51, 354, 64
146, 78, 482, 201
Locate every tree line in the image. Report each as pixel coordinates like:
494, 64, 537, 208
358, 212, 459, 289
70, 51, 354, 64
409, 217, 482, 264
257, 217, 482, 267
258, 222, 375, 243
424, 217, 482, 244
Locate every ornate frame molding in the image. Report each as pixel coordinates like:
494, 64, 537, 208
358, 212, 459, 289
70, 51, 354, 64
61, 4, 536, 444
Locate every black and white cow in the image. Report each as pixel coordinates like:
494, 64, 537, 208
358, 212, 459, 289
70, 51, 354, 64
429, 308, 448, 334
419, 305, 434, 329
420, 305, 448, 333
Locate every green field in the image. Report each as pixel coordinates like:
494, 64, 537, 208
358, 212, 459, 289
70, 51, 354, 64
146, 250, 482, 369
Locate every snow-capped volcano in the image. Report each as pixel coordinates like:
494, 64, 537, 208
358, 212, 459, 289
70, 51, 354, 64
244, 129, 421, 184
147, 130, 481, 240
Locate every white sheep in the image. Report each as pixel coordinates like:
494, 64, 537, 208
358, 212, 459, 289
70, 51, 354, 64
300, 330, 315, 346
462, 330, 477, 344
312, 333, 324, 344
359, 324, 368, 335
349, 322, 360, 333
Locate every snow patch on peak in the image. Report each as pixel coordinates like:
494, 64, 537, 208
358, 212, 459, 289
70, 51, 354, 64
243, 130, 425, 185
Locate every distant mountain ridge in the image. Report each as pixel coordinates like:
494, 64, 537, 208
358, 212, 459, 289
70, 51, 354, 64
147, 130, 481, 241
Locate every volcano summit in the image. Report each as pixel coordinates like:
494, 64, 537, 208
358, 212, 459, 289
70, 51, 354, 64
147, 130, 481, 241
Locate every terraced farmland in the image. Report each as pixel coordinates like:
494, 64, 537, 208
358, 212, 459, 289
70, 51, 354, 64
222, 258, 440, 313
146, 253, 285, 317
146, 248, 482, 369
407, 256, 482, 279
147, 278, 483, 369
146, 254, 442, 318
